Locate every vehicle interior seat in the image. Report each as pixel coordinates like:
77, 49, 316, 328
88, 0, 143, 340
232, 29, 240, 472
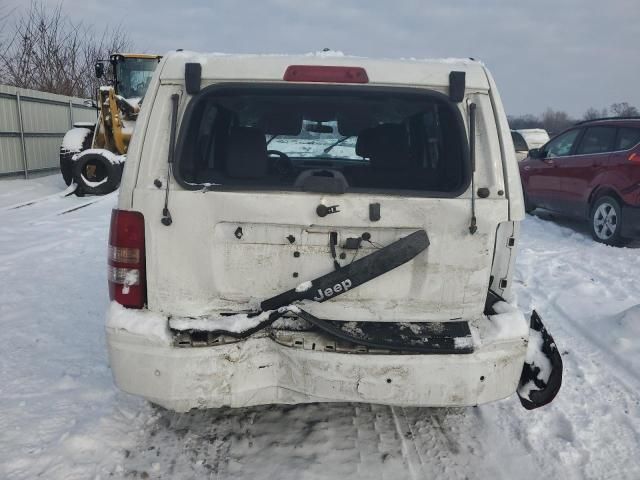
349, 123, 413, 188
225, 126, 269, 179
194, 126, 270, 185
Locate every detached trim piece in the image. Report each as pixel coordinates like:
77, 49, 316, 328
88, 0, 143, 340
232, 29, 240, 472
261, 230, 429, 311
517, 310, 563, 410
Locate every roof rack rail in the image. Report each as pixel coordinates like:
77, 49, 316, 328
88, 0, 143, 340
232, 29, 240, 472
575, 116, 640, 125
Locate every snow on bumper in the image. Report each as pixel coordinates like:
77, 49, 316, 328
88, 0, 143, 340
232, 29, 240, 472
105, 307, 529, 412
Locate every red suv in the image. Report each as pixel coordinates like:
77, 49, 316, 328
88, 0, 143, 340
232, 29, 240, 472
519, 118, 640, 245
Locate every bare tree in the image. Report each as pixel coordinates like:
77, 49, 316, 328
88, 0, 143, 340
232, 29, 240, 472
79, 25, 131, 97
541, 108, 575, 135
609, 102, 639, 117
508, 114, 542, 130
0, 2, 10, 51
511, 101, 639, 134
583, 107, 609, 121
0, 2, 131, 97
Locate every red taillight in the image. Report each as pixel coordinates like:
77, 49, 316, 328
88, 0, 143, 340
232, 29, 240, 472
283, 65, 369, 83
629, 152, 640, 164
108, 209, 146, 308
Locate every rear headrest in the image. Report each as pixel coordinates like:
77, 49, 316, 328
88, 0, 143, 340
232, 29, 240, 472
355, 126, 377, 158
226, 127, 268, 178
337, 112, 376, 137
355, 124, 410, 169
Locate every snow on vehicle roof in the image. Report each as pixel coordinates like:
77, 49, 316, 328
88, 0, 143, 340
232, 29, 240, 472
158, 50, 491, 91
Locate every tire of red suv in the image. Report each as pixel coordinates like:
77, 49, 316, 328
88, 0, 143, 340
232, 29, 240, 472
590, 196, 628, 246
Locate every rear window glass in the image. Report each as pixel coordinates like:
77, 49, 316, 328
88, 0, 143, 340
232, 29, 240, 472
576, 126, 616, 155
176, 86, 469, 196
511, 131, 528, 151
616, 127, 640, 151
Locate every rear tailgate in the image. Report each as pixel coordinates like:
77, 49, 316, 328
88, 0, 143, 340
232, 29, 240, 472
135, 189, 507, 322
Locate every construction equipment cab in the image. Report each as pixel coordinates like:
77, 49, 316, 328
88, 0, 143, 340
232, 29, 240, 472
60, 53, 161, 195
106, 51, 562, 412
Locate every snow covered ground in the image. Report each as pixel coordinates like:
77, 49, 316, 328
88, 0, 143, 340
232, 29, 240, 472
1, 174, 639, 479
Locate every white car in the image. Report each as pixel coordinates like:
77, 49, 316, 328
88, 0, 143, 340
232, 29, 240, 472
105, 51, 562, 412
511, 128, 550, 161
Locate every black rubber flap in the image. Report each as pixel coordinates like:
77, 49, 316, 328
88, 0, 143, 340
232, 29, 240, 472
295, 308, 473, 354
261, 230, 429, 311
185, 62, 202, 94
449, 71, 466, 103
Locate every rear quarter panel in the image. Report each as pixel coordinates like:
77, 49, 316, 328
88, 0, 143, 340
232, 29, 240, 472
482, 67, 525, 222
117, 55, 171, 210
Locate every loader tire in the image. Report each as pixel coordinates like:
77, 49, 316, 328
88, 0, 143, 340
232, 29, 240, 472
59, 128, 93, 186
72, 152, 123, 196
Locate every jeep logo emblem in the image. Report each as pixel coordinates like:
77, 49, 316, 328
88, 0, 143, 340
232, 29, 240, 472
312, 279, 352, 301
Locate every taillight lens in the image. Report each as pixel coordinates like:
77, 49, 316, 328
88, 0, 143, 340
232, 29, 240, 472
283, 65, 369, 83
629, 152, 640, 164
108, 209, 146, 308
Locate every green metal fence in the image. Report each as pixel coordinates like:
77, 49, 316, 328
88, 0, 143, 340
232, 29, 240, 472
0, 85, 96, 178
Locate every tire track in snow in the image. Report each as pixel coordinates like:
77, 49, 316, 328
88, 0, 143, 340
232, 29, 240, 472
390, 406, 427, 479
1, 183, 77, 211
128, 403, 538, 480
395, 407, 529, 480
0, 196, 115, 265
551, 299, 640, 393
0, 191, 114, 228
516, 238, 640, 395
32, 194, 114, 223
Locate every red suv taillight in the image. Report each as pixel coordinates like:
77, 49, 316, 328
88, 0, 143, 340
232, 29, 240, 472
628, 152, 640, 164
108, 209, 146, 308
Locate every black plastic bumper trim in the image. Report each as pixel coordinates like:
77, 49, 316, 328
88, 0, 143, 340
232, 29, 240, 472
517, 310, 563, 410
294, 308, 473, 354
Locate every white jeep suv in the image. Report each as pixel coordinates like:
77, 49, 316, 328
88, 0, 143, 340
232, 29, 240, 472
105, 51, 562, 412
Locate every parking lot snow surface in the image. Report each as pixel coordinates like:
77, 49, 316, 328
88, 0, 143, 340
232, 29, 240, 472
1, 175, 639, 479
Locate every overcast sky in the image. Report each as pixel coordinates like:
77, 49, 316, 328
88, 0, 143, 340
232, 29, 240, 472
4, 0, 639, 116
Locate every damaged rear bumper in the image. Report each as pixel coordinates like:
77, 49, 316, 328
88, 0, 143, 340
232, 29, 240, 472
105, 312, 529, 412
516, 310, 563, 409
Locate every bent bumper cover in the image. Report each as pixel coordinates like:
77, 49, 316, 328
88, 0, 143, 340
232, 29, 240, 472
106, 323, 528, 413
516, 310, 563, 409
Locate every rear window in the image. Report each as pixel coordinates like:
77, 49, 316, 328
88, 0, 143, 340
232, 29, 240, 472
511, 131, 528, 151
616, 127, 640, 151
576, 126, 616, 155
175, 85, 469, 196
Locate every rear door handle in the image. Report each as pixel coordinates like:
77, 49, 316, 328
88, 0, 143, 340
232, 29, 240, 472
543, 159, 556, 167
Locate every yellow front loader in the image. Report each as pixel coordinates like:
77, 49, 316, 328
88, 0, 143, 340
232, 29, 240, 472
60, 53, 161, 195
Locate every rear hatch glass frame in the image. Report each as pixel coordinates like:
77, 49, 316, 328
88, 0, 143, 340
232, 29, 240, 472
173, 82, 471, 199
